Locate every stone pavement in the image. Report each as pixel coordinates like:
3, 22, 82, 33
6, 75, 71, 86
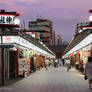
0, 66, 91, 92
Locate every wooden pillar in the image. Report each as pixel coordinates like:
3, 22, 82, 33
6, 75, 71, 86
16, 49, 19, 78
90, 47, 92, 56
1, 48, 5, 86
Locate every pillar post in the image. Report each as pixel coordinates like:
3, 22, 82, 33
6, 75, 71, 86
16, 48, 19, 78
1, 48, 5, 86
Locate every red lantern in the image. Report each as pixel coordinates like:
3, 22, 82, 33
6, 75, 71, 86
71, 53, 73, 56
77, 51, 80, 54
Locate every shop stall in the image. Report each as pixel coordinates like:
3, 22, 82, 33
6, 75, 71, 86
63, 29, 92, 71
0, 32, 56, 86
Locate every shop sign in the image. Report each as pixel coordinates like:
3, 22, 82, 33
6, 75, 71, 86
0, 15, 15, 24
3, 36, 12, 43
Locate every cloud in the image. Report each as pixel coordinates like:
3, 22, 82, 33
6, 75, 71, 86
0, 0, 14, 5
0, 0, 42, 6
14, 0, 42, 5
0, 4, 7, 6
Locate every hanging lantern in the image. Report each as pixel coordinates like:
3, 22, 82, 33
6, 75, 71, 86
71, 53, 73, 56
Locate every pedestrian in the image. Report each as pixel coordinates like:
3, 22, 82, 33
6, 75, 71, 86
55, 59, 58, 67
43, 58, 48, 70
62, 59, 65, 66
65, 58, 71, 72
53, 61, 57, 68
79, 60, 84, 72
84, 56, 92, 89
45, 64, 48, 70
59, 61, 62, 66
48, 62, 51, 68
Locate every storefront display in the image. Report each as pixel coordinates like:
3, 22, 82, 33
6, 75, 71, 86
18, 49, 32, 77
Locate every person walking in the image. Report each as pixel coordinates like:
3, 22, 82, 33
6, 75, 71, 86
44, 64, 48, 70
43, 58, 48, 70
79, 60, 84, 72
62, 59, 65, 66
84, 56, 92, 89
53, 61, 57, 68
65, 58, 71, 72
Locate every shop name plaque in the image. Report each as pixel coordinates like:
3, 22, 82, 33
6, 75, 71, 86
0, 15, 15, 24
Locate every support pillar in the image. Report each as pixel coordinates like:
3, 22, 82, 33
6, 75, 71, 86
1, 48, 5, 86
16, 48, 19, 78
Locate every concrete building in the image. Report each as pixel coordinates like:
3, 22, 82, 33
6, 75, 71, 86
28, 19, 54, 46
50, 30, 55, 46
55, 35, 62, 46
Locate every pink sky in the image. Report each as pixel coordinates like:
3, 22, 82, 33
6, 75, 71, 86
0, 0, 92, 42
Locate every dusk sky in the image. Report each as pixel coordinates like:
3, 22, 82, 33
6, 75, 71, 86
0, 0, 92, 42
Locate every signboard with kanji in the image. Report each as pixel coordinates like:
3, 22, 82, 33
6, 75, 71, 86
0, 15, 15, 24
0, 10, 20, 26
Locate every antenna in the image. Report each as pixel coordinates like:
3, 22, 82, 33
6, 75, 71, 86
36, 13, 43, 19
36, 13, 41, 19
21, 21, 25, 31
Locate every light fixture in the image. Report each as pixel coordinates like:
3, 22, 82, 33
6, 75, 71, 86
14, 18, 20, 24
89, 15, 92, 21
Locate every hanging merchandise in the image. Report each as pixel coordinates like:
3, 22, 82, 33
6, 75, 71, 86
19, 58, 26, 77
23, 60, 28, 78
19, 48, 32, 77
31, 51, 34, 56
26, 50, 30, 57
82, 51, 88, 64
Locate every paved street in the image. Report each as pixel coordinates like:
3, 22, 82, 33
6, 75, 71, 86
0, 66, 91, 92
